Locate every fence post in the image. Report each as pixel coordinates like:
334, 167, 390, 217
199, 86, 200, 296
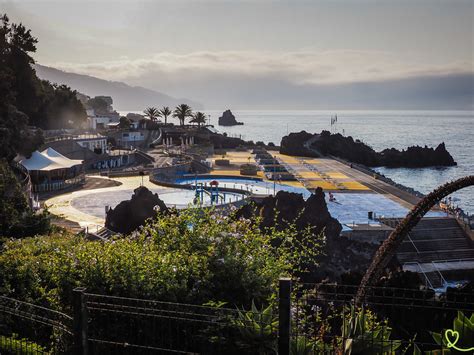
73, 287, 88, 355
278, 277, 291, 355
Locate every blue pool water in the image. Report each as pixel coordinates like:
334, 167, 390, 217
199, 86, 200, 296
177, 176, 444, 224
71, 187, 246, 218
176, 177, 311, 198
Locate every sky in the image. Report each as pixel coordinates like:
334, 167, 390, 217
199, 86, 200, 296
2, 0, 474, 109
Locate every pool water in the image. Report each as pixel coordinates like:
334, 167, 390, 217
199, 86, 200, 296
176, 177, 312, 198
71, 188, 246, 218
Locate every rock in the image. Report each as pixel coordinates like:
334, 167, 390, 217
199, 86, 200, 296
280, 130, 457, 168
379, 142, 456, 167
105, 186, 168, 233
209, 133, 248, 149
218, 110, 243, 126
312, 131, 380, 166
280, 131, 317, 157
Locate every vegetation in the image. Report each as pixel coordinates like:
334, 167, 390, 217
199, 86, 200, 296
0, 160, 50, 238
0, 208, 323, 311
159, 106, 172, 124
118, 115, 131, 129
191, 111, 207, 128
173, 103, 193, 126
86, 96, 109, 113
0, 14, 86, 161
0, 334, 46, 354
143, 106, 160, 121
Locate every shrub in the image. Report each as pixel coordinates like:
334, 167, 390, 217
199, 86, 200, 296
0, 208, 324, 311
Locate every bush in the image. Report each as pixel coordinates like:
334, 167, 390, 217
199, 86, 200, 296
0, 208, 324, 311
0, 334, 46, 354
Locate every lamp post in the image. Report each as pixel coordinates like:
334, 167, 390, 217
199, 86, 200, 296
273, 155, 277, 196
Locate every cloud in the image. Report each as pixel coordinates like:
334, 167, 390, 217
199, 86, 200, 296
48, 50, 473, 86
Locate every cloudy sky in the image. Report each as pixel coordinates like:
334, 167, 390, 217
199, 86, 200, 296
3, 0, 473, 109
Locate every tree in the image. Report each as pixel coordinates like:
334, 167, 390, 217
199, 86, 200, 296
159, 106, 172, 125
119, 116, 131, 129
0, 13, 86, 156
143, 107, 160, 121
173, 104, 193, 127
87, 97, 109, 115
190, 111, 207, 129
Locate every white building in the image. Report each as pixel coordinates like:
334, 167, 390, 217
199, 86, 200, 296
73, 134, 108, 154
118, 131, 145, 148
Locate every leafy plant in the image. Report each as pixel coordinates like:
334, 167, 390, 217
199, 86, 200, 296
0, 334, 46, 354
341, 305, 401, 355
234, 301, 278, 354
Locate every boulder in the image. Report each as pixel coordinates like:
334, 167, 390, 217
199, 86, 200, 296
105, 186, 168, 233
218, 110, 243, 126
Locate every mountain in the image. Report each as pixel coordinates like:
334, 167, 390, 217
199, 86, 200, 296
34, 64, 203, 111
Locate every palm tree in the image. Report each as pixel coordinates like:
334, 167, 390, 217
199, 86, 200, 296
143, 107, 160, 121
190, 112, 207, 129
159, 106, 172, 125
173, 104, 193, 127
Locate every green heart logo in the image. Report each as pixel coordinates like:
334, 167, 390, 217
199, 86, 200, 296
444, 329, 459, 348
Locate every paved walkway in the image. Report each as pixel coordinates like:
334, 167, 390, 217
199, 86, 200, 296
45, 175, 171, 231
275, 154, 426, 209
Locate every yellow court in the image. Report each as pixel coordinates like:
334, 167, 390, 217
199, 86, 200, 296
303, 159, 322, 164
297, 171, 324, 179
340, 181, 370, 190
326, 172, 349, 179
305, 180, 339, 190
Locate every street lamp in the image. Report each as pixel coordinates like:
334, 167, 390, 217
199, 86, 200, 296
273, 155, 277, 196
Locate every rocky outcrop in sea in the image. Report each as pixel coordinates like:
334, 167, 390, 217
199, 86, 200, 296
280, 130, 457, 168
218, 110, 243, 126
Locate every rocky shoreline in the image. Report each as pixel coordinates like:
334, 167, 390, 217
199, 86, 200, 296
280, 130, 457, 168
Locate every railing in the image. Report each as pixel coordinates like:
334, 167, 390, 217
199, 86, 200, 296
289, 281, 474, 355
0, 295, 73, 354
402, 261, 435, 289
32, 174, 85, 193
3, 281, 474, 354
77, 289, 275, 354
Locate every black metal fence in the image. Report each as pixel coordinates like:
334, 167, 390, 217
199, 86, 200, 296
2, 281, 474, 354
289, 282, 474, 354
0, 295, 73, 354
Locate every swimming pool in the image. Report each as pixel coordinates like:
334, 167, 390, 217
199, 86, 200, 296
176, 176, 312, 198
71, 187, 246, 218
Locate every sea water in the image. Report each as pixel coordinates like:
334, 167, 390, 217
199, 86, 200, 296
203, 110, 473, 214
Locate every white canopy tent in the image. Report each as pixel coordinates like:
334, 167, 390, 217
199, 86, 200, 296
20, 148, 82, 171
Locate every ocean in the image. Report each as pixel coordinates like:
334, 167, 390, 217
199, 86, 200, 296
122, 110, 474, 214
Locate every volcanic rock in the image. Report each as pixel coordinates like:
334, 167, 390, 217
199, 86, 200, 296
218, 110, 243, 126
279, 131, 317, 157
236, 189, 381, 282
105, 186, 168, 233
280, 130, 457, 168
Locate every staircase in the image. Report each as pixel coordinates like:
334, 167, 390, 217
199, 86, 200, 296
87, 227, 116, 241
381, 217, 474, 287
